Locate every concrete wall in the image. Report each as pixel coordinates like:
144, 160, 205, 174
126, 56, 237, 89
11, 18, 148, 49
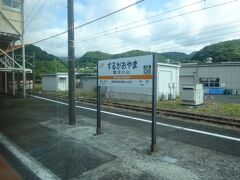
81, 77, 97, 92
180, 65, 240, 90
80, 76, 106, 96
42, 76, 57, 91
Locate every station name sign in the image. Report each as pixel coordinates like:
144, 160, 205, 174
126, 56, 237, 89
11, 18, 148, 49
98, 55, 153, 87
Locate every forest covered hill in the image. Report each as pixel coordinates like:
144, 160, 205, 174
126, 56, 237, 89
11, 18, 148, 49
15, 39, 240, 77
15, 45, 67, 79
191, 39, 240, 62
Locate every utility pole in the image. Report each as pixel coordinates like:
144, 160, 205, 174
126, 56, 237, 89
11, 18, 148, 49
68, 0, 76, 125
22, 0, 26, 98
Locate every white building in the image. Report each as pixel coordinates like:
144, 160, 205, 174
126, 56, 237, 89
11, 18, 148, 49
107, 63, 180, 101
0, 0, 33, 96
42, 73, 68, 91
81, 63, 181, 101
180, 62, 240, 93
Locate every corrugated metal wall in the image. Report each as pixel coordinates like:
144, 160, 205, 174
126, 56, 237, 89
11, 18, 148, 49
42, 76, 57, 91
180, 65, 240, 90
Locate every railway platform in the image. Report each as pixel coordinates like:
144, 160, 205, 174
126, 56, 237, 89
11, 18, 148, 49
0, 95, 240, 179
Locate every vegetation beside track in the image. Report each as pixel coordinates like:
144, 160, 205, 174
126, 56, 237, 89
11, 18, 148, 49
157, 99, 240, 120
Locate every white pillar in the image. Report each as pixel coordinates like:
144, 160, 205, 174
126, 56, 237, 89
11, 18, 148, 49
12, 42, 15, 95
5, 72, 7, 94
22, 39, 26, 98
22, 0, 26, 98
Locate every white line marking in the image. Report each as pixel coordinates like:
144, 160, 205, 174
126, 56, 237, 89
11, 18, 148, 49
31, 95, 240, 142
0, 132, 60, 180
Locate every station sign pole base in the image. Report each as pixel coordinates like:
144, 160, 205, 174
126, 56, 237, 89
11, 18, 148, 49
148, 144, 158, 155
94, 128, 103, 136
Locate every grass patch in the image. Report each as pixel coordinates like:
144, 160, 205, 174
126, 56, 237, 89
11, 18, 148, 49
56, 89, 97, 99
106, 98, 240, 119
75, 89, 97, 98
214, 103, 240, 118
158, 100, 240, 119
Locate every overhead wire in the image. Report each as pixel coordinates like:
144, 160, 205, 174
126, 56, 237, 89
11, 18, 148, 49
74, 22, 240, 54
78, 32, 240, 57
50, 0, 209, 49
50, 17, 240, 56
29, 0, 146, 45
74, 0, 205, 41
52, 0, 240, 50
83, 20, 240, 53
74, 0, 239, 43
57, 14, 240, 51
25, 0, 48, 29
53, 15, 240, 51
25, 0, 41, 24
26, 0, 240, 58
155, 34, 240, 53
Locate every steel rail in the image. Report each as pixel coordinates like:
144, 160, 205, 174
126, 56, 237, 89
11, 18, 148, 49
37, 92, 240, 128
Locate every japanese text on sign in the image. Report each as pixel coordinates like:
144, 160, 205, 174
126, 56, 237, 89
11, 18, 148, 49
98, 55, 153, 87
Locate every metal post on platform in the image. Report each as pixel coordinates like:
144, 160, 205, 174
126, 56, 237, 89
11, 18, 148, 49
16, 72, 19, 95
68, 0, 76, 125
22, 0, 26, 98
33, 52, 35, 91
95, 62, 102, 135
4, 55, 7, 94
12, 42, 15, 96
149, 54, 158, 154
28, 73, 30, 93
4, 72, 7, 94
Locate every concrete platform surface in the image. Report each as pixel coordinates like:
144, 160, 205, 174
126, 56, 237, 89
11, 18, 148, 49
0, 96, 240, 180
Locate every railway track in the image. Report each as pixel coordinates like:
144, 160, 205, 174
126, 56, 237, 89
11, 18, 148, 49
35, 92, 240, 128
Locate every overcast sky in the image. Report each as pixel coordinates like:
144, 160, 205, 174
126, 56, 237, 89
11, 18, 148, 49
24, 0, 240, 57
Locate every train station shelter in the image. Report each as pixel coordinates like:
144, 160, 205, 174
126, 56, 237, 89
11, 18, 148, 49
0, 0, 32, 96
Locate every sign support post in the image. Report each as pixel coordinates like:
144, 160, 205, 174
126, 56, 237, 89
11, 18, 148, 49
97, 55, 157, 152
95, 62, 103, 135
150, 54, 158, 154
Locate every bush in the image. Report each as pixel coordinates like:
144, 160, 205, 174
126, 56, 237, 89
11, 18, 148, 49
33, 83, 41, 92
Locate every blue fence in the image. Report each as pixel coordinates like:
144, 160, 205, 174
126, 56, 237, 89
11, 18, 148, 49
209, 88, 225, 95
